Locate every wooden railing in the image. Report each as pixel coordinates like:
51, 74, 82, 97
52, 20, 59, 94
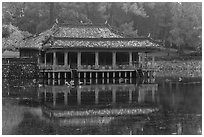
38, 62, 155, 71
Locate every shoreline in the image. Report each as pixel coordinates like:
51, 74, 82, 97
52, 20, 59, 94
155, 60, 202, 78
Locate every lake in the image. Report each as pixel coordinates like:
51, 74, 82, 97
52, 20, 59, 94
2, 77, 202, 135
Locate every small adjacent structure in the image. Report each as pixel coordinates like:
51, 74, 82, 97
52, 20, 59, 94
19, 22, 161, 79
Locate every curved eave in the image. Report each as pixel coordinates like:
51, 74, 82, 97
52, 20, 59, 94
53, 37, 161, 44
44, 46, 161, 52
19, 47, 41, 50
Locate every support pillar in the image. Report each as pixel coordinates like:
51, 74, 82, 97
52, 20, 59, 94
113, 72, 115, 78
53, 88, 56, 107
96, 72, 98, 78
77, 52, 81, 69
102, 72, 105, 78
107, 78, 109, 84
112, 52, 116, 69
125, 72, 127, 78
64, 52, 68, 67
107, 72, 109, 78
48, 72, 51, 79
138, 53, 142, 68
129, 51, 132, 66
52, 78, 55, 85
65, 72, 67, 79
53, 72, 55, 79
130, 72, 132, 78
95, 52, 99, 68
142, 53, 145, 68
58, 72, 60, 79
84, 72, 86, 79
119, 72, 121, 78
102, 79, 105, 84
90, 72, 92, 79
53, 51, 56, 66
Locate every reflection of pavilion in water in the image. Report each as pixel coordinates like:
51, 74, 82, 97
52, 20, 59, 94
38, 78, 159, 129
38, 79, 159, 108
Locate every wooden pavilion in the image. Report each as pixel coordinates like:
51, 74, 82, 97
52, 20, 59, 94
19, 22, 161, 79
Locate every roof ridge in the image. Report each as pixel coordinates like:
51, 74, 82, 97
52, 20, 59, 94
58, 23, 108, 28
53, 37, 151, 41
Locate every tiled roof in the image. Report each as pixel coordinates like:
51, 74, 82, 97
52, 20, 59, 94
44, 38, 160, 50
20, 23, 161, 50
19, 25, 57, 49
54, 25, 123, 38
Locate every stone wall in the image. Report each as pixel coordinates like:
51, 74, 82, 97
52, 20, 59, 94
2, 58, 39, 79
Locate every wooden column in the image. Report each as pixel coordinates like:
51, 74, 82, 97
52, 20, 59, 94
77, 52, 81, 69
65, 72, 67, 79
90, 72, 92, 79
129, 51, 132, 66
64, 52, 68, 66
112, 52, 116, 69
53, 87, 56, 107
53, 72, 55, 79
53, 51, 56, 66
95, 52, 99, 68
138, 53, 142, 68
142, 53, 145, 68
96, 72, 98, 78
58, 72, 60, 79
48, 72, 50, 79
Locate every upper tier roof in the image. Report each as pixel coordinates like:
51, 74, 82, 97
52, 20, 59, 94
54, 24, 123, 38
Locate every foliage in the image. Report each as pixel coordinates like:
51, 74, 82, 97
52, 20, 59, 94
2, 24, 31, 51
2, 2, 202, 52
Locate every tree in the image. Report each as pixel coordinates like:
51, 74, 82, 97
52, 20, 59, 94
169, 2, 202, 53
2, 24, 31, 51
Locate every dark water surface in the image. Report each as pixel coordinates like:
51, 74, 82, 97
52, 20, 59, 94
2, 77, 202, 135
